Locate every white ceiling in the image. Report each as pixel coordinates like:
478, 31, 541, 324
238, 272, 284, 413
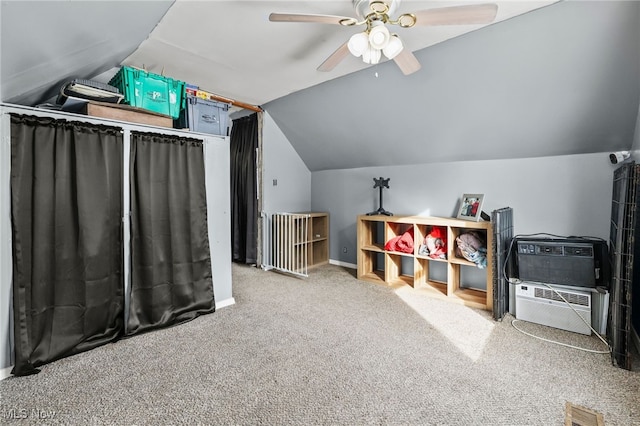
1, 0, 557, 108
121, 0, 558, 107
1, 1, 639, 172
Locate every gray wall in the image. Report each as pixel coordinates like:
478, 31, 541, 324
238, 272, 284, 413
262, 111, 311, 215
311, 153, 615, 265
261, 112, 312, 266
0, 0, 175, 106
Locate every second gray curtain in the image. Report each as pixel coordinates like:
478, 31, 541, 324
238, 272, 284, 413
127, 132, 214, 335
230, 113, 258, 264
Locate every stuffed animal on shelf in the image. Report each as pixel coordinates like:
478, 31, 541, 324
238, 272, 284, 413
455, 230, 487, 268
418, 226, 447, 259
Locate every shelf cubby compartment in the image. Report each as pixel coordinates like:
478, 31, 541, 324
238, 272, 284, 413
385, 221, 413, 244
311, 215, 328, 240
415, 223, 449, 260
386, 252, 414, 287
308, 212, 329, 268
449, 227, 489, 266
358, 217, 385, 251
311, 238, 328, 266
358, 251, 386, 284
414, 257, 448, 296
452, 287, 488, 310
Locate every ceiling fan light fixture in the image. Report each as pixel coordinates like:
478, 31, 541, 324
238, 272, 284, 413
362, 45, 381, 64
396, 13, 417, 28
369, 0, 389, 14
348, 31, 369, 57
368, 24, 390, 50
382, 34, 403, 59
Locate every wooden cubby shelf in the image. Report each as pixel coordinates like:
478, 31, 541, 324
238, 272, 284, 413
357, 214, 494, 311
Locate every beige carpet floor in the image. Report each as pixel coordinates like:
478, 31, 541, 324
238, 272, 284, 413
0, 263, 638, 425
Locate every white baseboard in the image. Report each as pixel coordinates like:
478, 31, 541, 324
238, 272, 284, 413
1, 365, 13, 381
329, 259, 356, 269
215, 297, 236, 310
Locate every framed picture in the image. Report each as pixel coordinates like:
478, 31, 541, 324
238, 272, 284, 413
456, 194, 484, 221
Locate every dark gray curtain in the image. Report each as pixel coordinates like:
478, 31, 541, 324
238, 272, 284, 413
230, 113, 258, 264
10, 114, 124, 376
127, 132, 214, 336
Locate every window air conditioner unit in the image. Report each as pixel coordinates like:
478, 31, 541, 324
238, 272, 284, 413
515, 282, 592, 335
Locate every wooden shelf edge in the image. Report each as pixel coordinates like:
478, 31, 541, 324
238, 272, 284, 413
389, 275, 414, 287
386, 251, 414, 257
357, 214, 492, 229
416, 280, 448, 297
358, 271, 385, 283
452, 288, 489, 310
415, 255, 448, 263
448, 256, 484, 268
309, 260, 329, 269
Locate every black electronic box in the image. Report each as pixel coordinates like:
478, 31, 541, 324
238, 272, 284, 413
515, 238, 609, 289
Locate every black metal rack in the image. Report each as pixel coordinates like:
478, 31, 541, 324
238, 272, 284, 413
608, 161, 638, 370
492, 207, 514, 321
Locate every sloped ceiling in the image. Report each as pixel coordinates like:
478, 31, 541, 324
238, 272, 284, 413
0, 0, 174, 106
1, 1, 639, 172
1, 0, 556, 107
265, 0, 640, 171
121, 0, 558, 107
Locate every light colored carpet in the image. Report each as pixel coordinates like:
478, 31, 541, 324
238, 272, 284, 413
1, 263, 639, 425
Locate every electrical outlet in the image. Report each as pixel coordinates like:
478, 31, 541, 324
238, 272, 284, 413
273, 179, 278, 186
342, 247, 347, 253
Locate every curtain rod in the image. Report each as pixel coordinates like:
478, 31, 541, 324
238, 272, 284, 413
203, 92, 262, 113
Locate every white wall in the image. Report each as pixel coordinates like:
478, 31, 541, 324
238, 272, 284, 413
311, 153, 615, 265
204, 135, 233, 306
0, 111, 12, 375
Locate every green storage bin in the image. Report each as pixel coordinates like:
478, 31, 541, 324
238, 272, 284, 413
109, 66, 185, 119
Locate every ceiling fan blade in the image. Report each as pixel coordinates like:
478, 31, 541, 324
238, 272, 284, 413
317, 42, 350, 72
412, 3, 498, 26
269, 13, 355, 25
393, 49, 421, 75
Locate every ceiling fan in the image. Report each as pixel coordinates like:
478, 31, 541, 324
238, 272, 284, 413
269, 0, 498, 75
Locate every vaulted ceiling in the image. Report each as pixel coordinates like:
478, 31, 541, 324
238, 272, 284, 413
265, 1, 640, 170
2, 1, 639, 171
